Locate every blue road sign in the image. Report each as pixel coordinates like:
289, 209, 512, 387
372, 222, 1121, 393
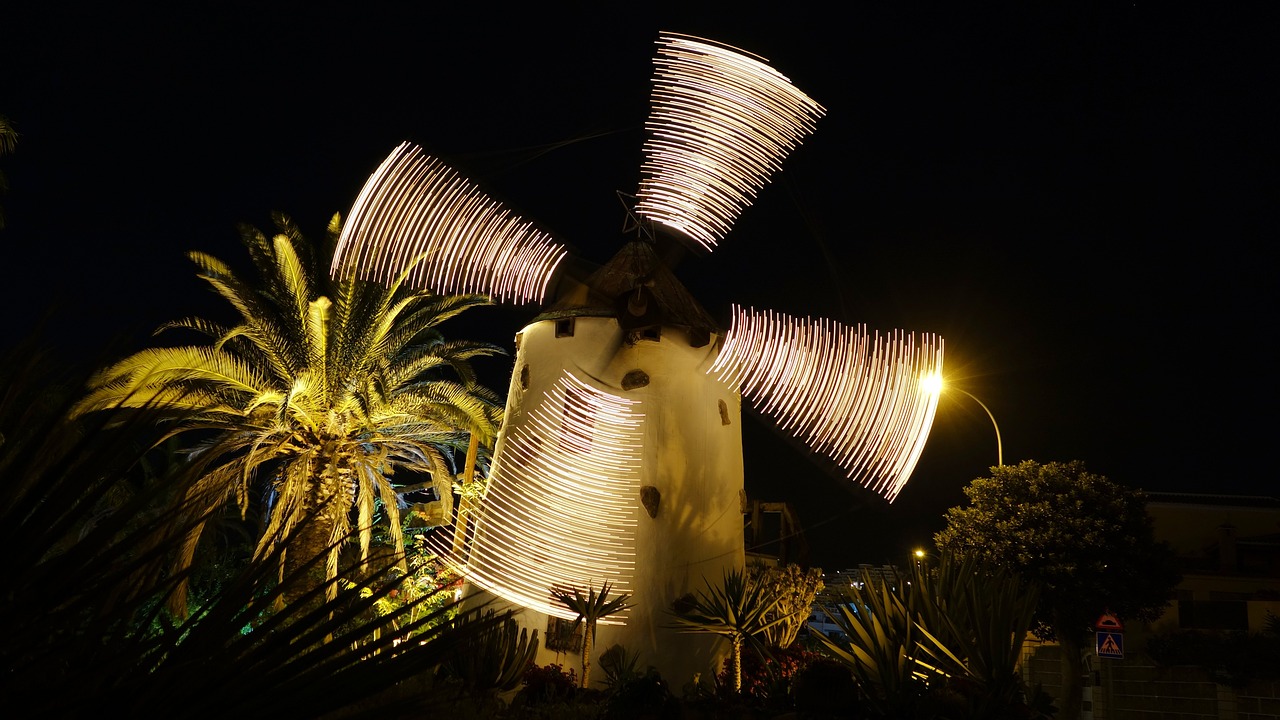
1096, 631, 1124, 659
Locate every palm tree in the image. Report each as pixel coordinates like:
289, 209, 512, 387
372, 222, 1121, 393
73, 212, 504, 611
667, 567, 785, 693
2, 330, 516, 716
550, 581, 634, 689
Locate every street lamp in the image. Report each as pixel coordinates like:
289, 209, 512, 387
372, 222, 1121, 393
921, 374, 1003, 467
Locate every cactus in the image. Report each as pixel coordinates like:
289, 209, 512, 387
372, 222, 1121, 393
442, 610, 540, 692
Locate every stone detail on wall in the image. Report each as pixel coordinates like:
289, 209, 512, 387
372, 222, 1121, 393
640, 485, 661, 519
622, 369, 650, 390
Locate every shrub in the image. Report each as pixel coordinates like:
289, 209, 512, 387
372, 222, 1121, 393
519, 662, 579, 705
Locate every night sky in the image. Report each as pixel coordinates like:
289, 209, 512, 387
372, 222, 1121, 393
3, 4, 1273, 569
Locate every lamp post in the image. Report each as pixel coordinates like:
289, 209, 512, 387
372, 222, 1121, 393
950, 387, 1003, 467
922, 375, 1003, 467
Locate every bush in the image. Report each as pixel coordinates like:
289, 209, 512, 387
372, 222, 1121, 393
1149, 630, 1280, 688
518, 663, 579, 705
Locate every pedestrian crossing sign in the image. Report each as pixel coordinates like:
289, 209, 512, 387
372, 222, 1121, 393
1097, 631, 1124, 659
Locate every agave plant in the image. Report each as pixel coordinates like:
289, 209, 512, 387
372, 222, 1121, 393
550, 581, 634, 689
667, 567, 786, 693
815, 550, 1040, 718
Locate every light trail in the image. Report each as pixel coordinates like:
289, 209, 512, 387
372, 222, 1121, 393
636, 32, 826, 251
330, 142, 567, 304
711, 305, 943, 501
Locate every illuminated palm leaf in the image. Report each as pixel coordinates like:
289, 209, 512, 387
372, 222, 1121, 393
73, 211, 504, 612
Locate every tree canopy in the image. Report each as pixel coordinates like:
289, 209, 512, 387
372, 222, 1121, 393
935, 460, 1178, 636
934, 459, 1180, 719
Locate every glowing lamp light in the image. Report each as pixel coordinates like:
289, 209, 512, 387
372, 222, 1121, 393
929, 375, 1003, 467
920, 373, 944, 396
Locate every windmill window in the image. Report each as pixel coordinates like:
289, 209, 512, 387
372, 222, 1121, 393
555, 318, 575, 337
718, 399, 731, 426
640, 326, 661, 342
520, 364, 530, 390
545, 615, 583, 652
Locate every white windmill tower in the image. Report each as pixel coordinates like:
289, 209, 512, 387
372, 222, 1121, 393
330, 32, 944, 683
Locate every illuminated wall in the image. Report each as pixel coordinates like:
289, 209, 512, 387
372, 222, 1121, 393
465, 315, 743, 682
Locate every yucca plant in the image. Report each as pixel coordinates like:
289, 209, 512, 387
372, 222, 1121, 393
550, 581, 634, 689
911, 552, 1041, 717
667, 567, 786, 693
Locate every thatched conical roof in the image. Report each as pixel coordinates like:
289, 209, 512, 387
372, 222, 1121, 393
535, 239, 718, 343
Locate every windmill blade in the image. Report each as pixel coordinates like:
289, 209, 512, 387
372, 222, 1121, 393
635, 32, 826, 252
710, 305, 943, 501
433, 370, 643, 623
330, 142, 569, 304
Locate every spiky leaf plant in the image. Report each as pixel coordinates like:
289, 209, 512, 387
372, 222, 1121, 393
550, 581, 634, 689
815, 550, 1041, 718
667, 567, 786, 693
439, 610, 540, 693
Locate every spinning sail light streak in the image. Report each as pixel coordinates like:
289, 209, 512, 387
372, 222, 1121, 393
711, 306, 943, 501
330, 142, 568, 304
437, 372, 644, 623
636, 32, 826, 252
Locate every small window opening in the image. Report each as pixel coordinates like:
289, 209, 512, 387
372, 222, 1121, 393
555, 317, 575, 337
718, 399, 731, 426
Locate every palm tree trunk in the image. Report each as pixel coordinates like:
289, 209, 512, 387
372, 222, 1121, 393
282, 453, 348, 608
581, 622, 594, 688
451, 432, 480, 557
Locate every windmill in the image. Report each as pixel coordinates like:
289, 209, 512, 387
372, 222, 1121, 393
330, 32, 944, 682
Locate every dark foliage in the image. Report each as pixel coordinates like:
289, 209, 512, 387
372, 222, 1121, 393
516, 662, 580, 706
0, 338, 509, 718
719, 643, 825, 705
1148, 630, 1280, 688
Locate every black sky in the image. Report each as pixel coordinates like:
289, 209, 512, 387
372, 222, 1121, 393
3, 4, 1274, 569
